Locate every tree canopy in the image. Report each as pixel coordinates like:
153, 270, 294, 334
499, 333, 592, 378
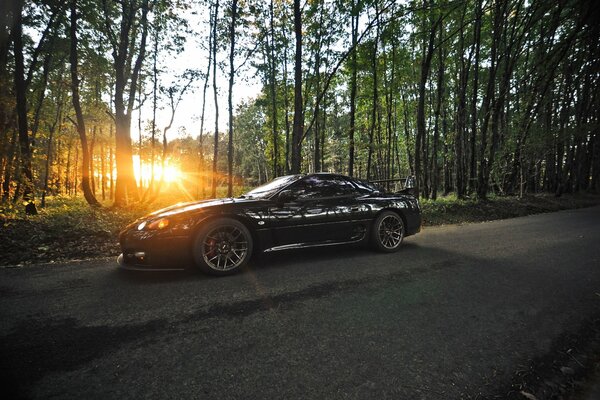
1, 0, 598, 211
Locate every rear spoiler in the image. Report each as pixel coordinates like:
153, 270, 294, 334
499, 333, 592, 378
369, 176, 416, 195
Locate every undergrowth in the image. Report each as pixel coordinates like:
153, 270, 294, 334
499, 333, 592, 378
421, 192, 600, 226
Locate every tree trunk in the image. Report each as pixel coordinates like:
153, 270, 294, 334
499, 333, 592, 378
415, 1, 438, 198
431, 21, 445, 200
146, 26, 159, 201
100, 139, 106, 201
70, 0, 100, 207
90, 126, 96, 196
290, 0, 303, 174
366, 32, 378, 180
110, 0, 149, 206
476, 0, 503, 199
211, 0, 220, 197
227, 0, 237, 197
455, 2, 469, 199
2, 129, 17, 202
12, 0, 37, 213
42, 94, 63, 207
65, 139, 72, 196
348, 0, 358, 177
269, 0, 279, 178
197, 3, 213, 199
402, 94, 414, 176
468, 0, 482, 194
109, 125, 114, 200
283, 35, 291, 174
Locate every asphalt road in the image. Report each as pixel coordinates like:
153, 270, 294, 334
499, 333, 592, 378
1, 206, 600, 399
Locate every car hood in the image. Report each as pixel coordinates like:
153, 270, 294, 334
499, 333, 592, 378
146, 197, 261, 219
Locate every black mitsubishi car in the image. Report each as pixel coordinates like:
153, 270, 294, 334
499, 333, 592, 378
118, 173, 421, 275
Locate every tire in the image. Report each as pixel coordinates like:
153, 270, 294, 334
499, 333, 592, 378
192, 218, 253, 276
371, 211, 404, 252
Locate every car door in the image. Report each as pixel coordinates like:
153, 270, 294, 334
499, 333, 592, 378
266, 175, 359, 247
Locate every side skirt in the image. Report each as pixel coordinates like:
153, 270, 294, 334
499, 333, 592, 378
262, 236, 366, 253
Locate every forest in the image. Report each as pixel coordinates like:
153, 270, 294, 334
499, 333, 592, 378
1, 0, 599, 214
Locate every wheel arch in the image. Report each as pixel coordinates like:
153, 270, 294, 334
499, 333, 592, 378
375, 207, 408, 230
191, 213, 260, 252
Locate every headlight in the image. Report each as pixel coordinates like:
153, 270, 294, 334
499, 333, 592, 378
146, 218, 170, 230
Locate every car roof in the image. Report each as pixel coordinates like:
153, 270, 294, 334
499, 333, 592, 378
306, 172, 351, 179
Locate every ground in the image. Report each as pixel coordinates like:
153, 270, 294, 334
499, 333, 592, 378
1, 205, 600, 399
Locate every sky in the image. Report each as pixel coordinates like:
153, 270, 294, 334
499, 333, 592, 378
136, 6, 264, 144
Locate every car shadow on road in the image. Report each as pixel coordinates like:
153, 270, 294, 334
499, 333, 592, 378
111, 267, 202, 284
111, 241, 425, 285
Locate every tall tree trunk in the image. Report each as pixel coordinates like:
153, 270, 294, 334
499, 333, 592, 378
384, 41, 396, 180
42, 92, 63, 207
107, 0, 149, 206
402, 94, 414, 175
146, 26, 159, 201
70, 0, 100, 207
90, 126, 96, 196
476, 0, 502, 199
137, 84, 143, 189
211, 0, 220, 198
197, 3, 213, 199
283, 33, 291, 174
312, 1, 325, 173
348, 0, 358, 176
65, 139, 72, 196
100, 138, 106, 201
73, 144, 79, 196
455, 2, 469, 198
431, 21, 445, 200
12, 0, 37, 213
415, 1, 438, 198
269, 0, 279, 178
366, 21, 379, 180
2, 129, 17, 202
290, 0, 303, 174
227, 0, 237, 197
468, 0, 482, 194
109, 125, 114, 200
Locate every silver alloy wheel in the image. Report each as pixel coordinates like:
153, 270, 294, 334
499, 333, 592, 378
202, 225, 249, 271
377, 214, 403, 249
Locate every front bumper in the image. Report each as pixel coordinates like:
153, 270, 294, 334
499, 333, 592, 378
117, 253, 186, 271
118, 229, 192, 270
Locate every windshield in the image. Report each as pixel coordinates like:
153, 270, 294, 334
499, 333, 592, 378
242, 175, 302, 199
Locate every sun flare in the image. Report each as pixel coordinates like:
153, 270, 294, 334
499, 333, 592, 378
132, 155, 183, 186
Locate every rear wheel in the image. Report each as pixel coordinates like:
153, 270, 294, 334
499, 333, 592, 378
371, 211, 404, 252
192, 218, 253, 275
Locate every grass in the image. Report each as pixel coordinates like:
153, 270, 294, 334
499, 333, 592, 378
0, 196, 144, 266
420, 192, 600, 226
1, 191, 599, 267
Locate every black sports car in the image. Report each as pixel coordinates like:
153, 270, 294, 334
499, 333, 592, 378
118, 173, 421, 275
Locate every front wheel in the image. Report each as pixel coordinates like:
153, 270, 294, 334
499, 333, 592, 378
371, 211, 404, 252
192, 218, 253, 275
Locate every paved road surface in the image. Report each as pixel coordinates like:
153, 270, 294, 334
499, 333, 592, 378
1, 207, 600, 399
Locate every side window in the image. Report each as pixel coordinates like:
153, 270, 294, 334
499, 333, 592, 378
289, 176, 356, 200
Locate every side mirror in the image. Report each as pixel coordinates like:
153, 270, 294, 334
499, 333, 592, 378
277, 190, 294, 204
